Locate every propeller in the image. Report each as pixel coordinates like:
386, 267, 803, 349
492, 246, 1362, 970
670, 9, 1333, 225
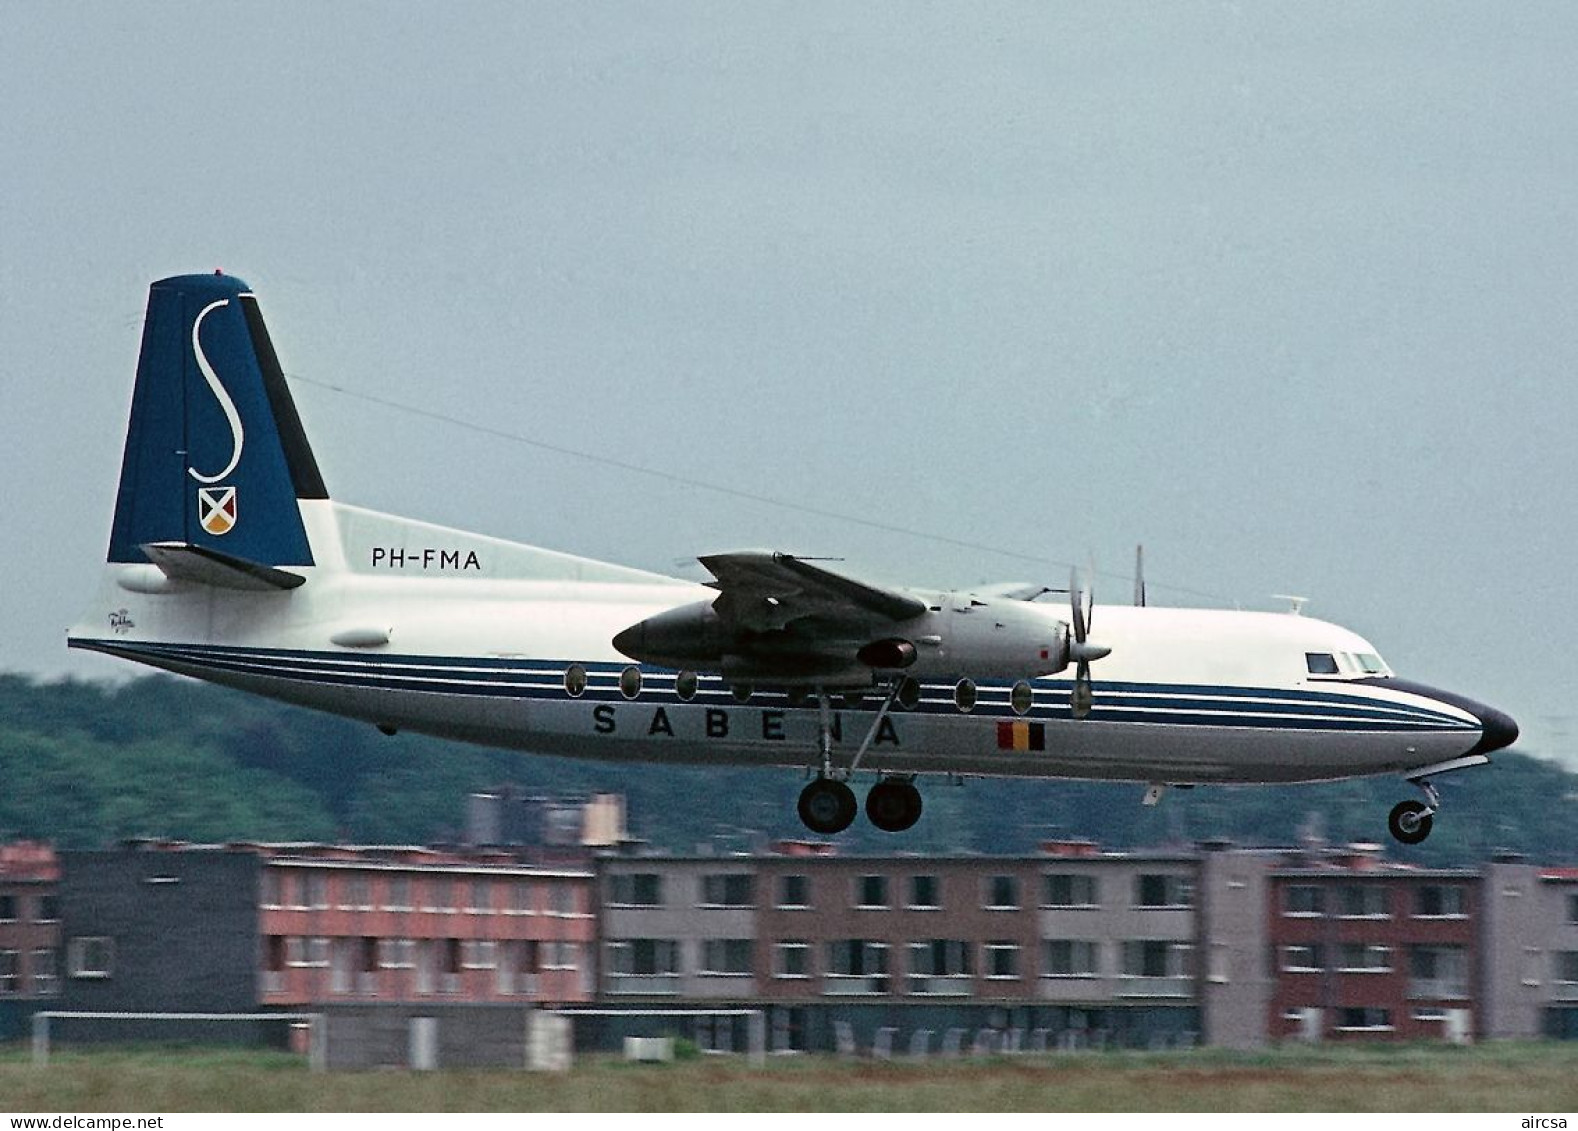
1068, 567, 1111, 719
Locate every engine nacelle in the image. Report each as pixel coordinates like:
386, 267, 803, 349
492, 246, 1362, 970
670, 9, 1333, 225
611, 600, 729, 668
900, 597, 1071, 682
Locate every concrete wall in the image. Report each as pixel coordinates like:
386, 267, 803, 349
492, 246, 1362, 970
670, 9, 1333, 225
1197, 850, 1274, 1048
320, 1003, 536, 1070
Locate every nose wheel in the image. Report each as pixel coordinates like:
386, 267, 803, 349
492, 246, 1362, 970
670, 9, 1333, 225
1388, 776, 1443, 845
1388, 800, 1433, 845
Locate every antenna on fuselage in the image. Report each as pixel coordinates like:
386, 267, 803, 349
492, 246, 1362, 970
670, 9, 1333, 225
1273, 594, 1309, 616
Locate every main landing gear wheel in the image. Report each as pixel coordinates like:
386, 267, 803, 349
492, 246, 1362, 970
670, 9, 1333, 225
798, 778, 857, 835
1388, 800, 1434, 845
866, 777, 923, 833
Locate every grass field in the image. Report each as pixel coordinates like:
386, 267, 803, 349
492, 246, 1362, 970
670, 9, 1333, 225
2, 1042, 1577, 1112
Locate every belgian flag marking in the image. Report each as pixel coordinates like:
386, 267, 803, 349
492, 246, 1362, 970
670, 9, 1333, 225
996, 719, 1045, 752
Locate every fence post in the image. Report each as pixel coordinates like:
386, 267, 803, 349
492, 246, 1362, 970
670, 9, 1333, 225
31, 1011, 50, 1068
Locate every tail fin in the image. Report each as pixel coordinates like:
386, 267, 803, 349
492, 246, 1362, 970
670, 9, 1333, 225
107, 273, 327, 568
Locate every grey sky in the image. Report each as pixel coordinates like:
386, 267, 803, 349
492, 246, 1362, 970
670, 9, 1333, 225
3, 3, 1574, 761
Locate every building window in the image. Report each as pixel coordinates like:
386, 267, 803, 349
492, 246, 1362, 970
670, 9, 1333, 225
1410, 945, 1468, 998
610, 873, 664, 908
548, 884, 577, 916
908, 874, 940, 909
285, 937, 330, 968
1043, 939, 1099, 977
0, 895, 16, 922
0, 950, 17, 995
262, 871, 283, 909
1043, 873, 1098, 908
545, 941, 580, 971
341, 874, 372, 911
305, 872, 329, 910
983, 941, 1021, 979
511, 881, 536, 915
608, 939, 679, 977
32, 948, 59, 997
68, 937, 115, 979
460, 940, 497, 970
701, 874, 754, 908
700, 939, 754, 976
1283, 885, 1324, 916
1336, 1007, 1392, 1032
775, 942, 810, 979
1554, 952, 1578, 984
985, 875, 1020, 910
777, 874, 810, 909
1566, 893, 1578, 925
1336, 885, 1388, 919
908, 939, 972, 993
1121, 940, 1194, 979
386, 875, 413, 912
35, 894, 58, 923
826, 940, 889, 993
856, 875, 889, 909
1135, 874, 1193, 908
424, 877, 454, 913
1337, 943, 1392, 972
467, 879, 492, 914
1282, 944, 1324, 972
1414, 885, 1467, 918
380, 939, 415, 969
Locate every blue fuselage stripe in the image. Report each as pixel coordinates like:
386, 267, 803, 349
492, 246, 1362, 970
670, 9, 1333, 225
71, 639, 1479, 734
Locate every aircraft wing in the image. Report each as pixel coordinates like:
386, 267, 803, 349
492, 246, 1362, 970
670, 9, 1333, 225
699, 551, 927, 633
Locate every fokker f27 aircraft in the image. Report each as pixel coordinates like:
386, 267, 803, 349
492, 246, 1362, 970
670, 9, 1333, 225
69, 273, 1518, 843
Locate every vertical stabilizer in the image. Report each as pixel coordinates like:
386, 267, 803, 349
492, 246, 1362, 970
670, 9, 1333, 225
107, 273, 326, 567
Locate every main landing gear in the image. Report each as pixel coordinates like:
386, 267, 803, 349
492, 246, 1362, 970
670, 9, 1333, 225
795, 681, 924, 835
797, 775, 922, 835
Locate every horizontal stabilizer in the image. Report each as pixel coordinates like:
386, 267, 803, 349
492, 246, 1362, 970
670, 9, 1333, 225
141, 541, 306, 592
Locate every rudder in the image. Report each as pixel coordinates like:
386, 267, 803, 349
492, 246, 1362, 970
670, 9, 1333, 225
107, 272, 327, 567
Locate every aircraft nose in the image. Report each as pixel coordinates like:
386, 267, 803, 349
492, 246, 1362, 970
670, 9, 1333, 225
1364, 677, 1518, 758
1471, 703, 1519, 756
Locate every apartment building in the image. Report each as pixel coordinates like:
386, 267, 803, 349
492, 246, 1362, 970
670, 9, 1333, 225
599, 843, 1216, 1051
59, 842, 596, 1019
1266, 849, 1478, 1042
1479, 857, 1578, 1039
0, 841, 61, 1039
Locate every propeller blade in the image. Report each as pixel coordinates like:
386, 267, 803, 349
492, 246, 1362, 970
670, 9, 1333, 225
1072, 658, 1093, 719
1070, 568, 1088, 643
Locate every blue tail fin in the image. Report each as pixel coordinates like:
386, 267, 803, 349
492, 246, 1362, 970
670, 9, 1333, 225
107, 273, 327, 567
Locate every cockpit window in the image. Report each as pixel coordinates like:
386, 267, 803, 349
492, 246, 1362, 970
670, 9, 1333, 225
1307, 650, 1391, 679
1306, 652, 1340, 676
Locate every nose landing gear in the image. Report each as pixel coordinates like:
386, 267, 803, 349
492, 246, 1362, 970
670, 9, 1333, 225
1388, 777, 1442, 845
1388, 799, 1434, 845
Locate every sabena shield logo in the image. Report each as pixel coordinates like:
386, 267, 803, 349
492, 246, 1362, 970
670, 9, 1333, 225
198, 486, 238, 536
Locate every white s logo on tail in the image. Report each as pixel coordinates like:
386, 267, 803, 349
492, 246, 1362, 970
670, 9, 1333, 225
187, 298, 246, 485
